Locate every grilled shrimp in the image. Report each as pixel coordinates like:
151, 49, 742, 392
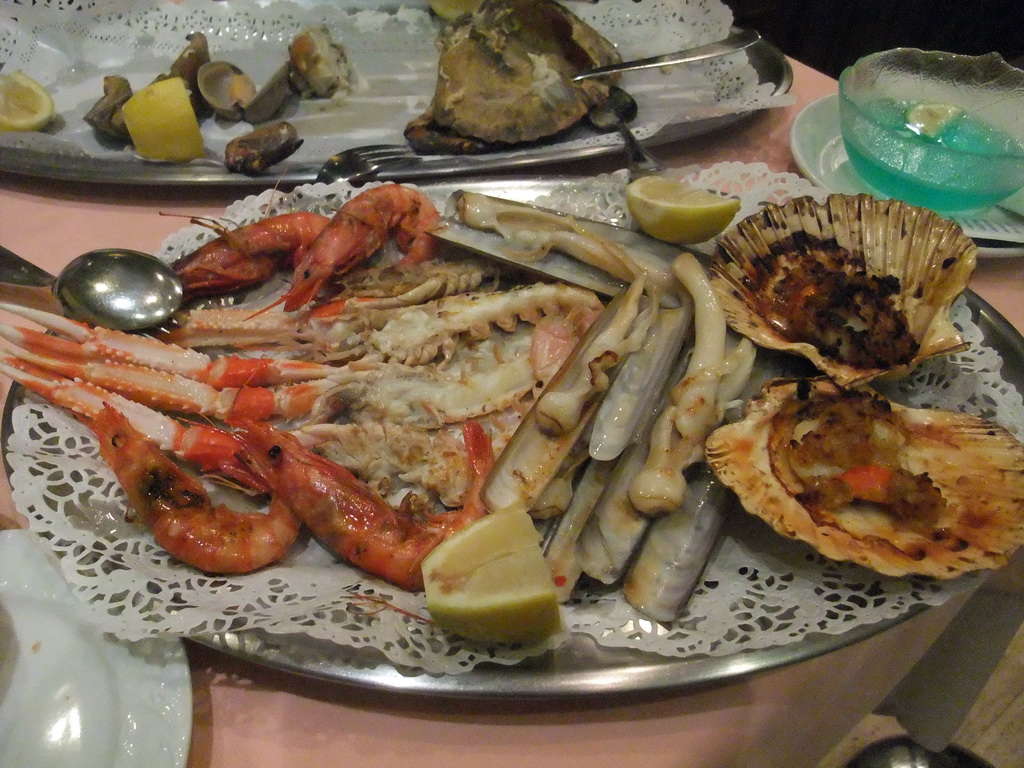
172, 211, 330, 300
232, 420, 493, 591
283, 184, 441, 310
86, 404, 300, 574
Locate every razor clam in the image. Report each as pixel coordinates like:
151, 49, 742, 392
544, 458, 614, 602
576, 356, 687, 584
481, 279, 650, 515
622, 463, 727, 621
629, 254, 729, 516
622, 340, 754, 619
448, 191, 684, 304
589, 302, 693, 462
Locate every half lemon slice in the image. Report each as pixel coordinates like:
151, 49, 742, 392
0, 71, 56, 133
422, 506, 561, 645
626, 175, 741, 245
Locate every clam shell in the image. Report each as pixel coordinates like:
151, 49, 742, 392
711, 194, 977, 387
197, 61, 257, 121
705, 377, 1024, 579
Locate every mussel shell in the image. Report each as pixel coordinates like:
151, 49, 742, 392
710, 194, 978, 387
224, 121, 303, 176
705, 377, 1024, 579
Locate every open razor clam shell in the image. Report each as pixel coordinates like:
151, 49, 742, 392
441, 190, 688, 305
543, 457, 614, 602
480, 280, 649, 515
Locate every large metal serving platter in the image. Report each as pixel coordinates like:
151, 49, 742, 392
0, 36, 792, 187
191, 289, 1024, 698
3, 172, 1018, 699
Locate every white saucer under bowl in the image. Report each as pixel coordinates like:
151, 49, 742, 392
0, 530, 192, 768
789, 94, 1024, 259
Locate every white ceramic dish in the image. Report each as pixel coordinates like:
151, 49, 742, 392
789, 94, 1024, 259
0, 530, 191, 768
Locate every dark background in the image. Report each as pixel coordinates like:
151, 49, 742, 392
722, 0, 1024, 78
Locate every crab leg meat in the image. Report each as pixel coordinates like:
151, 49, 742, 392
1, 341, 338, 424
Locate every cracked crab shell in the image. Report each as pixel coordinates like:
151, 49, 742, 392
422, 0, 621, 145
710, 194, 977, 387
705, 377, 1024, 579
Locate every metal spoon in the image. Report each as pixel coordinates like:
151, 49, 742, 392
0, 245, 183, 331
587, 86, 664, 180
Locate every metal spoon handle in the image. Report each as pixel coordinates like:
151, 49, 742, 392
0, 245, 62, 316
572, 28, 761, 82
0, 245, 55, 287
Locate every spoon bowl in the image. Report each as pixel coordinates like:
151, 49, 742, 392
587, 86, 664, 180
0, 245, 182, 331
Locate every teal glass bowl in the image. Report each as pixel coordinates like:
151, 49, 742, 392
838, 48, 1024, 214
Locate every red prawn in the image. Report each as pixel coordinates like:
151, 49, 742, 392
86, 404, 300, 574
282, 184, 441, 311
232, 419, 493, 591
171, 211, 330, 300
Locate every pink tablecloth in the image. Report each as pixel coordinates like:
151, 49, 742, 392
0, 58, 1018, 768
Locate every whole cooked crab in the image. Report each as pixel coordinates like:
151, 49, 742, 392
406, 0, 622, 154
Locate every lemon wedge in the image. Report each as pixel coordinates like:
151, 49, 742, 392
422, 506, 561, 645
0, 71, 56, 133
626, 175, 741, 245
905, 103, 962, 139
428, 0, 482, 21
121, 77, 205, 162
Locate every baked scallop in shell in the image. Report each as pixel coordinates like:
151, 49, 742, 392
705, 377, 1024, 579
711, 194, 977, 387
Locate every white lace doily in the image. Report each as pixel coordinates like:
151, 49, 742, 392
7, 162, 1023, 676
0, 0, 790, 175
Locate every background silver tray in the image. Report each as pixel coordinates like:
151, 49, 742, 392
189, 289, 1022, 698
0, 37, 791, 187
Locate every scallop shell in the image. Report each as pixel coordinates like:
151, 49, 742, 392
710, 194, 977, 387
705, 377, 1024, 579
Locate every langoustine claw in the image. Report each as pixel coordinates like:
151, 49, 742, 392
85, 405, 300, 574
